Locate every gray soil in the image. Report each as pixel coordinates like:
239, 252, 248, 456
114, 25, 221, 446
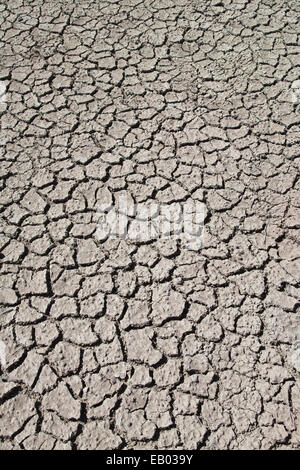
0, 0, 299, 450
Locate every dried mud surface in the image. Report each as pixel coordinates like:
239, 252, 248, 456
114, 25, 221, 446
0, 0, 299, 450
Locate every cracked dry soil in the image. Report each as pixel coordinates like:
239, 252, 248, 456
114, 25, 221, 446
0, 0, 300, 451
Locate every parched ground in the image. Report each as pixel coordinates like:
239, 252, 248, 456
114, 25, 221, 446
0, 0, 299, 450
